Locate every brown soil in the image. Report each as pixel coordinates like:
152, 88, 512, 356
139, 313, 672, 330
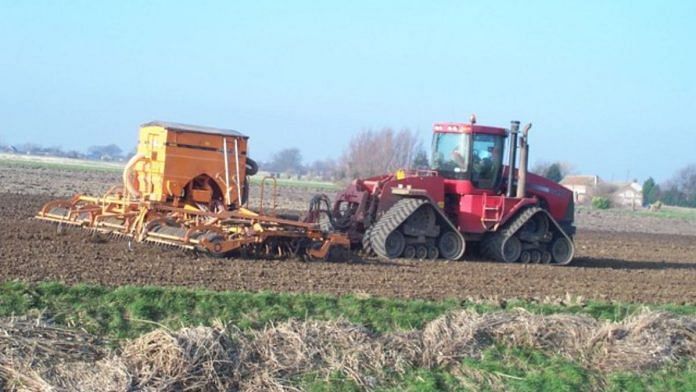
2, 192, 694, 304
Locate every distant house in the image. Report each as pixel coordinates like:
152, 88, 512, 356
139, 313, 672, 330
611, 182, 643, 209
560, 175, 601, 203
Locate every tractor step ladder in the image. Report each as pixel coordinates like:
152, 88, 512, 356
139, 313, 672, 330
481, 193, 505, 231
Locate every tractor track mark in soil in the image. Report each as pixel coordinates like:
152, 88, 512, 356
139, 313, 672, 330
1, 193, 695, 304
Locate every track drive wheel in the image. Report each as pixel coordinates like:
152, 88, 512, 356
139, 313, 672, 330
550, 236, 573, 265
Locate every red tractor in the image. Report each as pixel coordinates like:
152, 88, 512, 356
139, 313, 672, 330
328, 117, 576, 265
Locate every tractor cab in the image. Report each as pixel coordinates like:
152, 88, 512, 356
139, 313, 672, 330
431, 121, 507, 189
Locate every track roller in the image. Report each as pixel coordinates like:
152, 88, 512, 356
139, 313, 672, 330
403, 246, 416, 259
415, 245, 428, 260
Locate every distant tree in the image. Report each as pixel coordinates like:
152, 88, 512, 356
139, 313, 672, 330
44, 146, 65, 156
308, 158, 338, 180
267, 147, 304, 175
642, 177, 661, 206
17, 143, 41, 154
340, 128, 424, 179
65, 150, 84, 159
544, 163, 563, 183
531, 160, 573, 182
660, 164, 696, 207
594, 182, 618, 200
659, 184, 682, 206
87, 144, 123, 160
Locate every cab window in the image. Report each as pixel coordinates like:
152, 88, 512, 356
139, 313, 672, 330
432, 133, 469, 179
471, 134, 504, 188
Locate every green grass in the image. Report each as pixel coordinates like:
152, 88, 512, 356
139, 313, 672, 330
578, 204, 696, 221
0, 154, 123, 173
249, 175, 339, 191
0, 281, 694, 343
301, 347, 696, 391
633, 206, 696, 221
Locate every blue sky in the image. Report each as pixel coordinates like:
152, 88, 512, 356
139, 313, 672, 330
1, 0, 694, 182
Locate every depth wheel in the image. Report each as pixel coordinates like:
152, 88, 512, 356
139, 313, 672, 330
438, 231, 464, 260
383, 230, 406, 258
205, 232, 228, 258
501, 236, 522, 263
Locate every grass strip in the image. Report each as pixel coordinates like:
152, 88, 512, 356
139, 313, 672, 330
0, 281, 693, 343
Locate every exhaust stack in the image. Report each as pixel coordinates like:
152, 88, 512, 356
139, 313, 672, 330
516, 123, 532, 198
506, 121, 520, 197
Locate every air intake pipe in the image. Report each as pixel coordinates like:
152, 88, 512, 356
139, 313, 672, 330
516, 123, 532, 198
506, 121, 520, 197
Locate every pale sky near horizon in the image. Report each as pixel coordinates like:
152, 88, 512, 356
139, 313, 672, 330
1, 0, 694, 183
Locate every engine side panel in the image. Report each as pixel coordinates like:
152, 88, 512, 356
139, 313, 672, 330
523, 172, 575, 225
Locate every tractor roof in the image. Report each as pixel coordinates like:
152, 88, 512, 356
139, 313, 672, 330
141, 121, 247, 138
433, 122, 507, 135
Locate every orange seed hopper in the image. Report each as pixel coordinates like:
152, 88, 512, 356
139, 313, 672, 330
126, 121, 253, 209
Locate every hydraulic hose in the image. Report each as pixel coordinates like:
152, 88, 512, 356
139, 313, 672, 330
306, 194, 352, 230
123, 153, 147, 200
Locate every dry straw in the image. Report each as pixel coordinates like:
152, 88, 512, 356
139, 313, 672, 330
0, 309, 694, 391
239, 318, 409, 391
0, 316, 130, 391
122, 323, 240, 391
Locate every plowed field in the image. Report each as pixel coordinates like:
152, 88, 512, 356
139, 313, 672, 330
2, 190, 695, 304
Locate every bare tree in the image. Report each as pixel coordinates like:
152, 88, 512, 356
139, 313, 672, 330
660, 164, 696, 207
308, 158, 338, 181
340, 128, 425, 179
265, 148, 304, 176
531, 160, 575, 182
593, 182, 618, 198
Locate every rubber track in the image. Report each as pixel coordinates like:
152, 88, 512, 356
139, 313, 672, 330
362, 225, 375, 256
482, 207, 575, 265
370, 198, 425, 258
370, 198, 465, 260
